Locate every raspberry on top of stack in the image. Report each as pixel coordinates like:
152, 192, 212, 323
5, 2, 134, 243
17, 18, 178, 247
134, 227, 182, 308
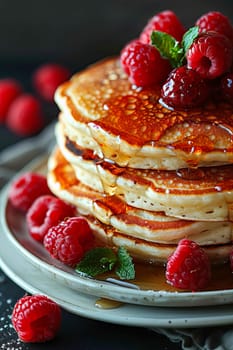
46, 10, 233, 291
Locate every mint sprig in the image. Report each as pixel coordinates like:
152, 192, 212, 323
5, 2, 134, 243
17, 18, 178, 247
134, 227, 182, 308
75, 246, 135, 280
116, 247, 135, 280
181, 26, 199, 53
76, 247, 117, 277
151, 26, 199, 68
151, 31, 184, 67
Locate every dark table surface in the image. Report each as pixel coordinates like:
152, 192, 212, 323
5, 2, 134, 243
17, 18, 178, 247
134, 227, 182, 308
0, 275, 181, 350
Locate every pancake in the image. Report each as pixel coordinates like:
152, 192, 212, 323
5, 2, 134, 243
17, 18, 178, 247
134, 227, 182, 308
56, 121, 233, 222
55, 57, 233, 170
47, 148, 233, 264
88, 218, 232, 265
49, 56, 233, 266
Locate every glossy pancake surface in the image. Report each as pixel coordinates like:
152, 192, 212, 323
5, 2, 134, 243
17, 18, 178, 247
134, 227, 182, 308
55, 58, 233, 170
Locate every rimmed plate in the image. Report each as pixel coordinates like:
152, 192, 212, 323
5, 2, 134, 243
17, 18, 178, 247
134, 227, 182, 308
1, 155, 233, 308
1, 208, 233, 328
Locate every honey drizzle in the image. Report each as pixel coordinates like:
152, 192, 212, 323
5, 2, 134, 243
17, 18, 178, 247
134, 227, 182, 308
65, 137, 233, 194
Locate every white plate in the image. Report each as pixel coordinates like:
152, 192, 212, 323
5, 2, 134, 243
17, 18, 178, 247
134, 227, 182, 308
1, 155, 233, 308
1, 207, 233, 329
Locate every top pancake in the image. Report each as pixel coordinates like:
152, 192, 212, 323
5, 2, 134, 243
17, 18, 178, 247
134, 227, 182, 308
55, 57, 233, 170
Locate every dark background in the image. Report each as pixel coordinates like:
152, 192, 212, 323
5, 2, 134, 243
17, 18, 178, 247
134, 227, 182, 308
0, 0, 232, 151
0, 1, 233, 349
0, 0, 233, 68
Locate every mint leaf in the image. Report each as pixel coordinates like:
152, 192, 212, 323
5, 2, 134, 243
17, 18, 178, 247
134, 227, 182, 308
151, 31, 184, 68
76, 246, 135, 281
115, 247, 135, 280
76, 247, 117, 277
151, 27, 199, 68
182, 26, 199, 54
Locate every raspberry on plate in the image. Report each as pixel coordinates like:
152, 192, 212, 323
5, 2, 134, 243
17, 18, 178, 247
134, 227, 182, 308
8, 172, 52, 212
139, 10, 185, 44
120, 39, 171, 87
26, 195, 76, 242
43, 217, 94, 266
12, 294, 61, 343
165, 239, 211, 291
0, 79, 22, 123
196, 11, 233, 45
161, 66, 210, 109
186, 32, 233, 79
32, 63, 70, 101
6, 94, 45, 136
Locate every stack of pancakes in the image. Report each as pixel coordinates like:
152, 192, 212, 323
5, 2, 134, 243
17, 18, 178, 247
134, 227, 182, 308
47, 58, 233, 265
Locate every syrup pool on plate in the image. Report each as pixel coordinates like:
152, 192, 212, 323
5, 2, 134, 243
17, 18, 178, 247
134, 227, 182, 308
97, 259, 233, 293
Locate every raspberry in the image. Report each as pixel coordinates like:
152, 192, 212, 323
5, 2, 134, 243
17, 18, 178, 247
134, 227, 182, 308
12, 294, 61, 343
0, 79, 22, 123
120, 40, 171, 87
32, 63, 70, 101
8, 172, 52, 212
26, 195, 76, 242
220, 72, 233, 102
186, 32, 233, 79
161, 66, 210, 109
6, 94, 45, 136
196, 11, 233, 45
43, 217, 94, 266
139, 10, 185, 44
165, 239, 211, 291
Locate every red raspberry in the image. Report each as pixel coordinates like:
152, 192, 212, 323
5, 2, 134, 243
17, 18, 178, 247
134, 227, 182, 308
32, 63, 70, 101
139, 10, 185, 44
165, 239, 211, 291
120, 40, 171, 87
220, 72, 233, 102
0, 79, 22, 123
161, 66, 210, 109
43, 217, 94, 266
196, 11, 233, 45
12, 294, 61, 343
186, 32, 233, 79
26, 195, 76, 242
6, 94, 45, 136
8, 172, 52, 212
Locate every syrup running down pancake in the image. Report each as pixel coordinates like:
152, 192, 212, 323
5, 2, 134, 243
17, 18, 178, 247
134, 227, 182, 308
56, 121, 233, 222
48, 57, 233, 265
55, 58, 233, 170
47, 148, 232, 264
